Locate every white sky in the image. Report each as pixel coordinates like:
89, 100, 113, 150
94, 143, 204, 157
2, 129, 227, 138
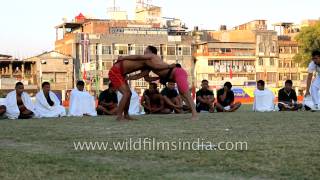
0, 0, 319, 57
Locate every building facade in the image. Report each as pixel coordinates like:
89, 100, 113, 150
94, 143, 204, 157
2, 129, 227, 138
25, 51, 74, 91
55, 14, 193, 94
0, 54, 37, 92
193, 20, 278, 88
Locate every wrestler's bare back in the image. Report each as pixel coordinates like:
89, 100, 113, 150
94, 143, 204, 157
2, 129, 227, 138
120, 55, 172, 76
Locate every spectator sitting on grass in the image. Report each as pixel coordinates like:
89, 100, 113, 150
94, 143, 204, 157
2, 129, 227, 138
196, 79, 215, 113
278, 80, 302, 111
253, 80, 275, 112
141, 83, 170, 114
161, 81, 183, 114
96, 83, 118, 115
215, 82, 241, 112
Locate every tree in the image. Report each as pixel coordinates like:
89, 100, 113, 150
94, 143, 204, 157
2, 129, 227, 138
294, 22, 320, 67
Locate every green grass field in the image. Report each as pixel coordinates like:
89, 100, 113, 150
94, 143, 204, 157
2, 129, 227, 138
0, 105, 320, 180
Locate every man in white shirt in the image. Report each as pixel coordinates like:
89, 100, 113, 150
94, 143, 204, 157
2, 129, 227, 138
305, 50, 320, 110
253, 80, 275, 112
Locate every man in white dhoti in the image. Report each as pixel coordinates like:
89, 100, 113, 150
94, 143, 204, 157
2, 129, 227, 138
68, 80, 97, 117
117, 87, 142, 115
35, 82, 66, 118
253, 80, 275, 112
5, 82, 36, 119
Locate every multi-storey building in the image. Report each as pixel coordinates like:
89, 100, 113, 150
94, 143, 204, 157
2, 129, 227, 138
25, 51, 74, 91
0, 54, 37, 92
193, 20, 278, 88
54, 14, 193, 94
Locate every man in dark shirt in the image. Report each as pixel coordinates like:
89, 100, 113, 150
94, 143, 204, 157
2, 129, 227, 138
161, 81, 183, 113
215, 82, 241, 112
278, 80, 302, 111
96, 83, 118, 115
196, 80, 215, 112
141, 83, 169, 114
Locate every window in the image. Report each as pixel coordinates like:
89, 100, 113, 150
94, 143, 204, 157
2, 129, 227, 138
182, 47, 191, 55
115, 45, 128, 55
291, 46, 298, 54
119, 46, 128, 55
258, 58, 264, 66
270, 58, 275, 66
259, 43, 264, 52
102, 61, 113, 70
90, 45, 97, 55
220, 48, 231, 53
160, 44, 166, 55
284, 47, 290, 53
256, 73, 265, 80
102, 46, 112, 54
279, 47, 285, 53
267, 72, 277, 83
284, 62, 290, 68
135, 46, 144, 55
103, 78, 109, 85
279, 73, 284, 80
291, 73, 299, 80
167, 46, 176, 55
208, 60, 214, 66
278, 60, 283, 68
271, 41, 276, 53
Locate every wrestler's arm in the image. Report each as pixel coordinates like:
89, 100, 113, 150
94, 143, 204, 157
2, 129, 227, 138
146, 59, 176, 70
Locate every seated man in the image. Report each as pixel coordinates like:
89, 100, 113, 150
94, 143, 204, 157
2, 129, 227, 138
68, 80, 97, 117
196, 79, 215, 113
141, 83, 169, 114
0, 98, 6, 116
253, 80, 275, 112
5, 82, 36, 119
278, 80, 302, 111
161, 81, 183, 113
96, 83, 118, 115
215, 82, 241, 112
35, 82, 66, 118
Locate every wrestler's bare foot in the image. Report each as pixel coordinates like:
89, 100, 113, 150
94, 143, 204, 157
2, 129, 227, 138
124, 115, 137, 121
191, 115, 199, 121
116, 116, 127, 121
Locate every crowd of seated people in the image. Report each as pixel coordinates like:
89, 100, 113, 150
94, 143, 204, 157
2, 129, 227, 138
0, 78, 308, 120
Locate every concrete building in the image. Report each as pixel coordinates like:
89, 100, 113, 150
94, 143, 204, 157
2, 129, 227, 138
272, 22, 310, 92
0, 54, 37, 92
135, 0, 161, 25
193, 41, 256, 88
25, 51, 74, 91
54, 13, 193, 94
193, 20, 278, 88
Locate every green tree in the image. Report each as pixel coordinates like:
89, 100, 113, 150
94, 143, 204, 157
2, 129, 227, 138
294, 22, 320, 67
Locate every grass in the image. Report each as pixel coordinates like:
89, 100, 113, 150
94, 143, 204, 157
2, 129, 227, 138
0, 105, 320, 180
